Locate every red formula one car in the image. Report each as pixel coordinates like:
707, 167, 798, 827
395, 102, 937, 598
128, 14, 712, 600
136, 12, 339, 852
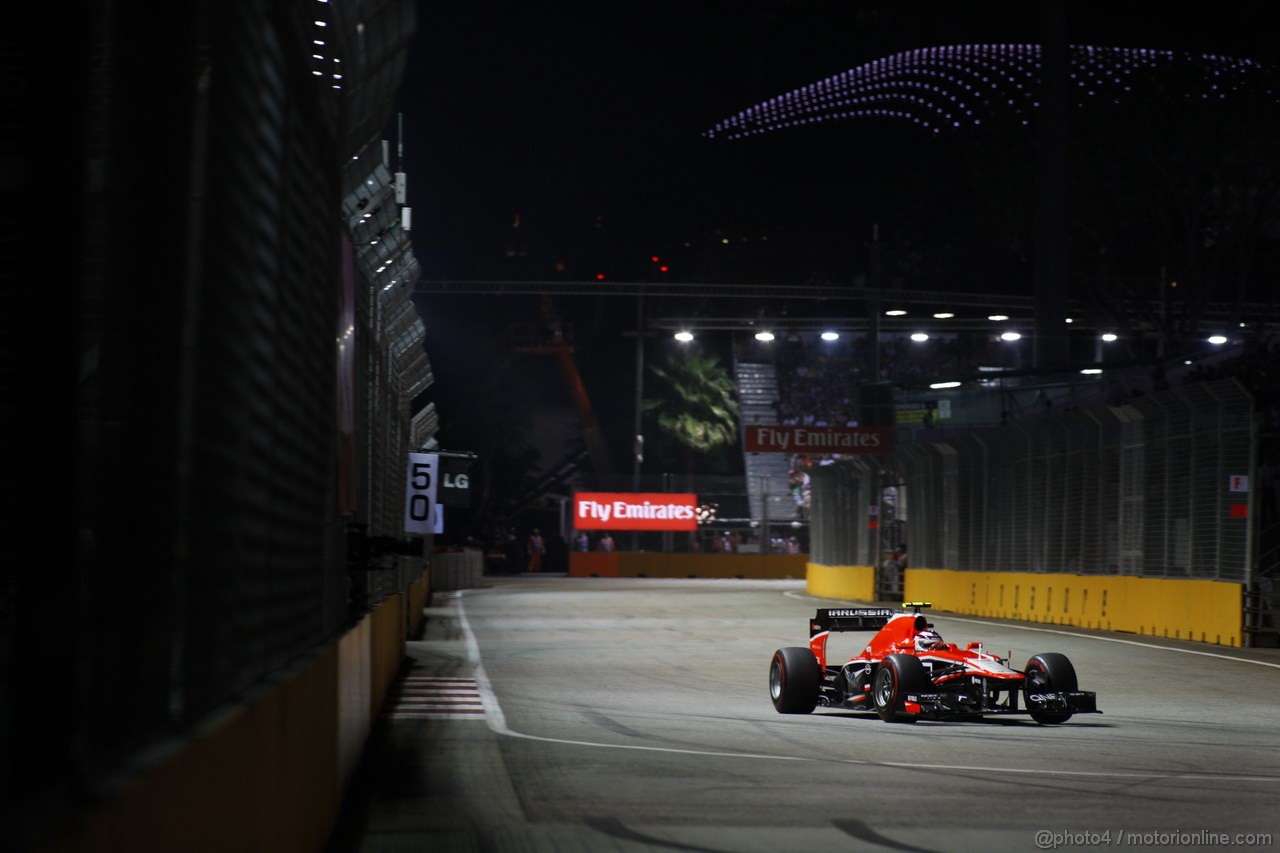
769, 603, 1100, 724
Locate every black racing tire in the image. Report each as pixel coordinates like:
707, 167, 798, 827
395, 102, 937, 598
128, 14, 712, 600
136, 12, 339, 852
769, 647, 821, 714
872, 654, 931, 722
1024, 652, 1078, 724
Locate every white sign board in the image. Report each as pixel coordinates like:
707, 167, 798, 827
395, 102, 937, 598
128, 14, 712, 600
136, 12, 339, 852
1229, 475, 1249, 493
404, 452, 443, 534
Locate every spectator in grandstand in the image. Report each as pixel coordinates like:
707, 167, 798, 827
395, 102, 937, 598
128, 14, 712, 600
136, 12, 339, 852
574, 530, 590, 552
597, 532, 616, 552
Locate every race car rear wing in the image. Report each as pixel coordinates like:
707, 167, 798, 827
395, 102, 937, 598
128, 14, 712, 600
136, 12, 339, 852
809, 608, 895, 638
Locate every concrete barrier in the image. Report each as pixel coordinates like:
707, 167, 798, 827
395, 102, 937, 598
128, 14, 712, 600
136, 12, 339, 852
800, 562, 1244, 647
904, 568, 1244, 647
805, 563, 877, 601
431, 548, 484, 590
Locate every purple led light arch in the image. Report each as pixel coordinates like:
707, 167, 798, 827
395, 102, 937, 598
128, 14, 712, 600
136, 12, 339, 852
703, 44, 1275, 140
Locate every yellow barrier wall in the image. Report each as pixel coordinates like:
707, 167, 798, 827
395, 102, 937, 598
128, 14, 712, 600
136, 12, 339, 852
43, 570, 426, 853
369, 592, 406, 719
904, 568, 1244, 647
804, 563, 877, 601
336, 610, 373, 791
569, 551, 808, 579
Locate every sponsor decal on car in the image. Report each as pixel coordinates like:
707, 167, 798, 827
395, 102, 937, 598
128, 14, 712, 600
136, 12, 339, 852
827, 608, 894, 618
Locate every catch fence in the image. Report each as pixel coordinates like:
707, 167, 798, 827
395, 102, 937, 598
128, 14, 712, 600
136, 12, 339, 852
811, 378, 1255, 583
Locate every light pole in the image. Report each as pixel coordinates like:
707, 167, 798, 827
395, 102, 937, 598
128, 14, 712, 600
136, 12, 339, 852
632, 286, 644, 551
632, 285, 644, 493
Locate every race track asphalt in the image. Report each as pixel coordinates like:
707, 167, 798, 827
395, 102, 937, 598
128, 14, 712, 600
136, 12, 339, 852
328, 576, 1280, 853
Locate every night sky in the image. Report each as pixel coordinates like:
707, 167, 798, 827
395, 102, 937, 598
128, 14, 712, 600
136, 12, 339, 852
394, 1, 1278, 280
387, 1, 1280, 522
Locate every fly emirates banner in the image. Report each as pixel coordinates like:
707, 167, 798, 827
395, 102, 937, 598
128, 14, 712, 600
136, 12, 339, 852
573, 492, 699, 531
743, 424, 892, 454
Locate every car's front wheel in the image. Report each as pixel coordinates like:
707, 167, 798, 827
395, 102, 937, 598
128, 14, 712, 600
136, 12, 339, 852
1024, 652, 1078, 724
872, 654, 930, 722
769, 647, 820, 714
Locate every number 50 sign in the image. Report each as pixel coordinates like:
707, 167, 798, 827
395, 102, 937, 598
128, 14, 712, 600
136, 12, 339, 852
404, 452, 444, 535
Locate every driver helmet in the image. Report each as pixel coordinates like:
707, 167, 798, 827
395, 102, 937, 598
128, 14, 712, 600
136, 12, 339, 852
915, 630, 944, 652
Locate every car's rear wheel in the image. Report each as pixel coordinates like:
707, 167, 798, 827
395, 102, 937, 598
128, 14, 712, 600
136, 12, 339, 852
1024, 652, 1078, 724
769, 647, 821, 714
872, 654, 930, 722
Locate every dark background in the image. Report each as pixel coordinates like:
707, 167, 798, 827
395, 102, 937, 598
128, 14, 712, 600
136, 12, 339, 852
388, 1, 1280, 538
396, 1, 1279, 277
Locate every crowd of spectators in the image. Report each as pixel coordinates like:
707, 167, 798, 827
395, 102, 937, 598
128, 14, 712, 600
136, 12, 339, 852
775, 357, 860, 427
876, 335, 1007, 384
770, 350, 875, 519
771, 335, 1013, 428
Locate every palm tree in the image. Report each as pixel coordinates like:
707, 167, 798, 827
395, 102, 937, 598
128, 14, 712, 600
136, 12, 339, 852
643, 351, 740, 473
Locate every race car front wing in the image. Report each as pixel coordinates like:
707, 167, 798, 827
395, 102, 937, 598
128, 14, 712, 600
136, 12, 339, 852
1024, 690, 1099, 715
904, 687, 1100, 718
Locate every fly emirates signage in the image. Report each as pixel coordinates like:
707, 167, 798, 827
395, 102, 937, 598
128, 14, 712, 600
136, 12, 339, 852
574, 492, 699, 531
744, 424, 892, 454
